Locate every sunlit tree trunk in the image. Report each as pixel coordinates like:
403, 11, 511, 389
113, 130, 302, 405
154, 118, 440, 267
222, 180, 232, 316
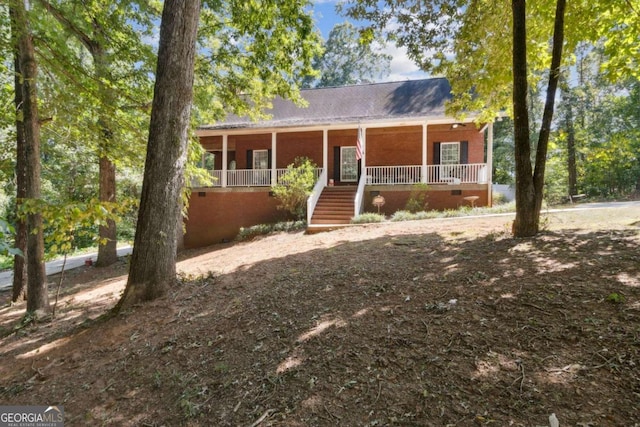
115, 0, 200, 310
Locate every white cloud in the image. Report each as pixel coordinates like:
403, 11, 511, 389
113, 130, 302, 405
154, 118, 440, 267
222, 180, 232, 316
381, 42, 429, 82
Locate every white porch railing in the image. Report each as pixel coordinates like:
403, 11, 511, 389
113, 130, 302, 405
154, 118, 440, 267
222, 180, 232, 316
366, 165, 422, 185
210, 170, 222, 185
365, 163, 487, 185
196, 164, 487, 188
197, 168, 324, 188
425, 163, 487, 184
307, 168, 327, 224
276, 168, 323, 184
226, 169, 270, 186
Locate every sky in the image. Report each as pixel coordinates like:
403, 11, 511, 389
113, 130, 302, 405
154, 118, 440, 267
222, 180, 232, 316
310, 0, 429, 82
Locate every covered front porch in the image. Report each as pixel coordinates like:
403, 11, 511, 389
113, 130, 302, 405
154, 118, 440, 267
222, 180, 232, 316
197, 163, 487, 188
195, 120, 494, 189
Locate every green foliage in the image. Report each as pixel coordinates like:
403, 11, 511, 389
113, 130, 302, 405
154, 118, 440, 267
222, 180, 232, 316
543, 140, 569, 205
18, 198, 135, 256
193, 0, 322, 125
492, 118, 516, 185
27, 0, 155, 167
340, 1, 639, 122
492, 191, 509, 205
391, 202, 517, 222
236, 220, 306, 241
271, 157, 318, 220
554, 54, 640, 199
606, 292, 625, 304
390, 210, 434, 222
351, 212, 385, 224
404, 183, 430, 213
303, 21, 392, 88
0, 218, 21, 258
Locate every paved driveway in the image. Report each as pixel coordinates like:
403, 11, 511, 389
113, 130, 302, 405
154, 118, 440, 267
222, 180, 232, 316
0, 246, 132, 291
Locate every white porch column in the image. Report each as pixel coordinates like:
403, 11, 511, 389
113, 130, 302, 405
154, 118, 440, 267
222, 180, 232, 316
323, 129, 328, 185
487, 122, 494, 205
421, 123, 428, 183
271, 132, 277, 186
361, 127, 366, 172
222, 134, 228, 188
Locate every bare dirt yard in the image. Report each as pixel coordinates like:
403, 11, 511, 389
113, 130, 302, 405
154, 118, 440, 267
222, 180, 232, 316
1, 205, 639, 426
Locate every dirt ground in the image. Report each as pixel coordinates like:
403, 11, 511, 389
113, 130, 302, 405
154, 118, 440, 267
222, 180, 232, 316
1, 206, 639, 426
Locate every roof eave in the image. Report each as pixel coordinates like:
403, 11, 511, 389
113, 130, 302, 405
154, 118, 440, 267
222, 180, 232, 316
196, 114, 480, 137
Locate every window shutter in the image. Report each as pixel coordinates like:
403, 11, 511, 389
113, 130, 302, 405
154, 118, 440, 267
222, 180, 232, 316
246, 150, 253, 169
333, 146, 340, 182
460, 141, 469, 164
433, 142, 441, 165
267, 149, 272, 169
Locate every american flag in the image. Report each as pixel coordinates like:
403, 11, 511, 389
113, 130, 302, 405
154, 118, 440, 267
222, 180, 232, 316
356, 127, 363, 160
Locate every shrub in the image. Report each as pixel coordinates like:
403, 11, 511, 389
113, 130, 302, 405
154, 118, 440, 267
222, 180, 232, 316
351, 213, 386, 224
492, 191, 509, 205
272, 157, 318, 220
236, 220, 306, 241
405, 183, 430, 213
390, 210, 433, 222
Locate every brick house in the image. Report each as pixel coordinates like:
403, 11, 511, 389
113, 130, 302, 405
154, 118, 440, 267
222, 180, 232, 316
185, 78, 494, 248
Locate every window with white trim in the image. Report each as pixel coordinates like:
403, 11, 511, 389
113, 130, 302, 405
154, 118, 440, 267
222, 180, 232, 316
440, 142, 460, 165
253, 149, 269, 170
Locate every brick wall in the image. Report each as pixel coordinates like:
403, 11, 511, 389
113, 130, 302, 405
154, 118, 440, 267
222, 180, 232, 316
363, 187, 488, 215
276, 132, 323, 167
184, 190, 284, 248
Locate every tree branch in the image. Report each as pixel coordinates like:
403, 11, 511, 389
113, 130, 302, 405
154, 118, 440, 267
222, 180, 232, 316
37, 0, 98, 53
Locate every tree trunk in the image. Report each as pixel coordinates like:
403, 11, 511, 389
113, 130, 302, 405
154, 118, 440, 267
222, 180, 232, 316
10, 22, 27, 303
512, 0, 566, 237
96, 155, 118, 266
532, 0, 566, 212
115, 0, 201, 311
511, 0, 537, 236
94, 49, 118, 267
15, 1, 49, 314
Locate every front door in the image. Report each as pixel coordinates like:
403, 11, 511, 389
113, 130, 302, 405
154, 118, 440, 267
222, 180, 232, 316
340, 146, 358, 182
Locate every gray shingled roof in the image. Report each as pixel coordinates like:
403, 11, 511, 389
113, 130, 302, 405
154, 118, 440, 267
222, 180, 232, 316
199, 78, 452, 131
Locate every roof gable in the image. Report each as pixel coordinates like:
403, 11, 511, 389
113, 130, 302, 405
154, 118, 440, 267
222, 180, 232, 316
199, 78, 452, 131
